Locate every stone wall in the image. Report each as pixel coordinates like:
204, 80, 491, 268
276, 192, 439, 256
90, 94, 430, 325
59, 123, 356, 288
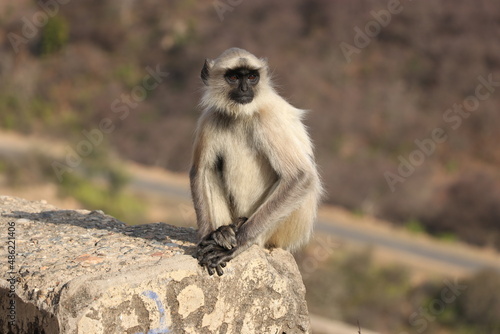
0, 196, 310, 333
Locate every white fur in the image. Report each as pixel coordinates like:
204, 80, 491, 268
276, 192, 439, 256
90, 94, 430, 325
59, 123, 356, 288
191, 48, 323, 252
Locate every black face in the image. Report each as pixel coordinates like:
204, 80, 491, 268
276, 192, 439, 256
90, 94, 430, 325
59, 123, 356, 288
224, 67, 260, 104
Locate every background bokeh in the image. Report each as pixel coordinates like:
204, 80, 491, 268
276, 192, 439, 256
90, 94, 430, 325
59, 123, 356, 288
1, 1, 500, 333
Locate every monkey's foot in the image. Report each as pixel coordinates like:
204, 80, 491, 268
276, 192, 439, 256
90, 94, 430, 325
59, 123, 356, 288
198, 246, 239, 276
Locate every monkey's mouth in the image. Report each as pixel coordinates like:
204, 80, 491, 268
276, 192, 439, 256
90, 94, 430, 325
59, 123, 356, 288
235, 96, 253, 104
229, 92, 254, 105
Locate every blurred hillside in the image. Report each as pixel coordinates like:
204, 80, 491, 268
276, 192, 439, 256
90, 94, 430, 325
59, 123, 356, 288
1, 0, 500, 249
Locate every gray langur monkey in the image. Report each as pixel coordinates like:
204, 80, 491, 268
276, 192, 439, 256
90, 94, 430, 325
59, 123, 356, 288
190, 48, 322, 275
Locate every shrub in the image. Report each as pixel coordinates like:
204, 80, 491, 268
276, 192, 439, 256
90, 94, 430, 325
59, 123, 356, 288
40, 16, 69, 55
457, 270, 500, 332
424, 169, 500, 248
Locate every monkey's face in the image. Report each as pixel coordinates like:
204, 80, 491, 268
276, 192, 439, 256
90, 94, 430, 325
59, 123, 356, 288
224, 67, 260, 105
200, 48, 269, 116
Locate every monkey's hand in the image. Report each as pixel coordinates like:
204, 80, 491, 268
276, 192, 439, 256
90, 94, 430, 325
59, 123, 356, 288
201, 225, 237, 250
197, 217, 247, 276
198, 217, 247, 250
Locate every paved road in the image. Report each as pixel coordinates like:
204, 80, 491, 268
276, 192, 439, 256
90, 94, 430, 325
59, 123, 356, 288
130, 177, 192, 199
130, 174, 500, 275
316, 221, 500, 273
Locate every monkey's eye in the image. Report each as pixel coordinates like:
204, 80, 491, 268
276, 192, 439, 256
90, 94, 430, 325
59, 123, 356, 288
248, 73, 259, 83
226, 74, 238, 82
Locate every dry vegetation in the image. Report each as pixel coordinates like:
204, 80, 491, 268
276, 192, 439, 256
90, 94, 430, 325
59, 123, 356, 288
1, 0, 500, 248
298, 246, 500, 333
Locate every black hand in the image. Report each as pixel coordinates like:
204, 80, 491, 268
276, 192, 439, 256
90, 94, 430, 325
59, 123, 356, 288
204, 247, 237, 276
197, 243, 229, 276
197, 217, 248, 276
200, 217, 248, 250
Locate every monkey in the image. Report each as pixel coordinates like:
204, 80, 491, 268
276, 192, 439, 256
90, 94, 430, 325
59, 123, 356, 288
190, 48, 322, 276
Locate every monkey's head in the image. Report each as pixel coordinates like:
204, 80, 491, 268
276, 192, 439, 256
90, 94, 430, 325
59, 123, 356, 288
200, 48, 271, 116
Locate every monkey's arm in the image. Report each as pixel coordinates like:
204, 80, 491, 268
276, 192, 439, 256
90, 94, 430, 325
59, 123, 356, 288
190, 165, 209, 236
190, 125, 233, 241
191, 160, 238, 276
192, 161, 246, 276
190, 165, 233, 238
237, 109, 318, 246
236, 164, 316, 247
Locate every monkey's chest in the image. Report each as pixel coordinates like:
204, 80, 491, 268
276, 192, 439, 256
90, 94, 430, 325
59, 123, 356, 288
217, 140, 277, 216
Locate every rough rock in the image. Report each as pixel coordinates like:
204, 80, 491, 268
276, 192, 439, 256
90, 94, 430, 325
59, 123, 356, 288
0, 196, 310, 333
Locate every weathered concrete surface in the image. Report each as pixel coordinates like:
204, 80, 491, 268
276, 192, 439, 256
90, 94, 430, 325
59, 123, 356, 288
0, 196, 310, 333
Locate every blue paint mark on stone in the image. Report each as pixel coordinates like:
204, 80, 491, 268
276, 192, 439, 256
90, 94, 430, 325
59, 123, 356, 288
134, 290, 170, 334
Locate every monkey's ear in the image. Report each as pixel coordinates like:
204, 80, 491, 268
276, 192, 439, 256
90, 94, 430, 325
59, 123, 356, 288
201, 59, 213, 86
259, 57, 270, 74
